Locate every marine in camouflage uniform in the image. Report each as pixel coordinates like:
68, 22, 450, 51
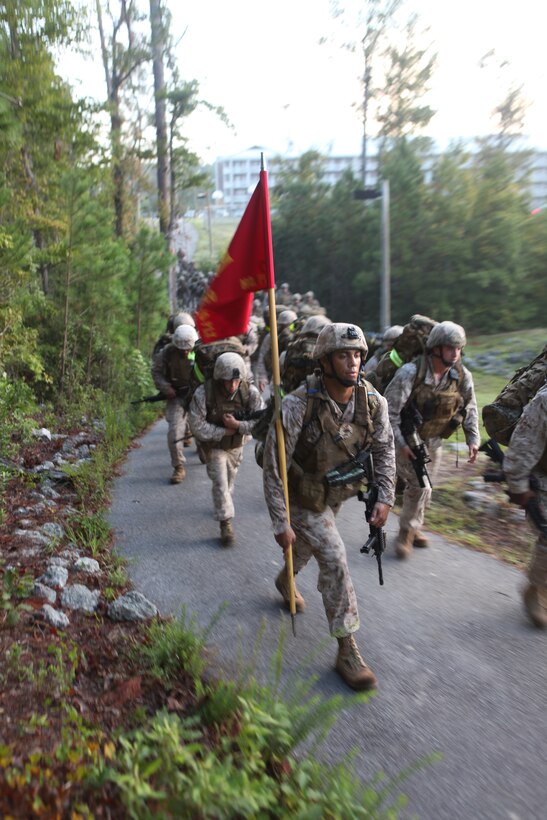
189, 352, 264, 546
262, 323, 396, 691
503, 384, 547, 628
151, 325, 198, 484
363, 324, 404, 374
383, 321, 480, 558
255, 309, 298, 393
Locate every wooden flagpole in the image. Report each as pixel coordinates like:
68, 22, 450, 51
260, 155, 297, 634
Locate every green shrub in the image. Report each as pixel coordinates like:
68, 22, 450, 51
0, 373, 39, 456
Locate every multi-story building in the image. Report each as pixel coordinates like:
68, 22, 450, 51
214, 144, 547, 215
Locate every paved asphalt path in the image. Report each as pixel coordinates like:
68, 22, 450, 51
108, 419, 547, 820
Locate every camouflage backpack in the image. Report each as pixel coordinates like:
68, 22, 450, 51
282, 333, 320, 394
366, 314, 438, 395
482, 344, 547, 445
193, 336, 247, 384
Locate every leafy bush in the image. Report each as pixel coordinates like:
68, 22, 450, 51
102, 612, 410, 818
0, 373, 39, 456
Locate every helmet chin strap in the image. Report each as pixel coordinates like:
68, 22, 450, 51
323, 354, 359, 388
431, 348, 453, 368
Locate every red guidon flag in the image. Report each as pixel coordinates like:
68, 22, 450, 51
195, 169, 275, 343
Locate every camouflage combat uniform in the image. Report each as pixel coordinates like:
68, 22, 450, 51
503, 384, 547, 626
151, 344, 194, 470
384, 356, 479, 535
189, 380, 263, 522
262, 375, 395, 637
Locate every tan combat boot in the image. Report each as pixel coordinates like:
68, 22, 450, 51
413, 531, 429, 548
395, 527, 414, 559
522, 583, 547, 628
170, 465, 186, 484
220, 519, 235, 547
275, 567, 306, 612
335, 636, 378, 691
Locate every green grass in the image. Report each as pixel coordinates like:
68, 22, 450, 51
188, 216, 239, 268
466, 327, 546, 357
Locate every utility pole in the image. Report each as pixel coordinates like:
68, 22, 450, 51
380, 179, 390, 330
353, 181, 391, 331
197, 192, 213, 257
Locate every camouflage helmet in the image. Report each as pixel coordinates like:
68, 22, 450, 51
278, 309, 298, 327
213, 352, 246, 381
172, 325, 198, 350
426, 321, 466, 349
313, 323, 368, 359
301, 314, 332, 336
173, 311, 195, 329
382, 324, 404, 343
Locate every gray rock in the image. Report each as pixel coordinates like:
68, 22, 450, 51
19, 546, 42, 559
61, 506, 78, 518
40, 481, 60, 500
34, 461, 56, 473
37, 565, 68, 589
32, 427, 52, 441
14, 529, 51, 547
463, 490, 490, 512
107, 591, 158, 622
61, 584, 100, 613
59, 547, 81, 562
41, 522, 64, 540
18, 518, 34, 528
48, 556, 71, 568
74, 557, 101, 574
508, 507, 527, 523
41, 604, 70, 628
76, 444, 91, 459
32, 582, 57, 604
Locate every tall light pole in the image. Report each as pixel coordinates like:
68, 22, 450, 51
353, 181, 391, 331
380, 179, 390, 330
197, 192, 213, 257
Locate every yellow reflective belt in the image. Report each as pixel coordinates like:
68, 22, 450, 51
389, 348, 404, 368
194, 362, 205, 383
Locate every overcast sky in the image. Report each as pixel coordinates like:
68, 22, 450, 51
69, 0, 547, 161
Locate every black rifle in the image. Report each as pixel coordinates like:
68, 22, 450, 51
400, 402, 432, 489
479, 438, 547, 538
233, 407, 270, 422
324, 450, 386, 585
131, 387, 189, 405
357, 453, 386, 586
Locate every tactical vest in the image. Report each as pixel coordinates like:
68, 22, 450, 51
411, 355, 464, 440
163, 346, 194, 391
288, 375, 378, 513
202, 378, 251, 452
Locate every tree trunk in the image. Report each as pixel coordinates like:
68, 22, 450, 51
149, 0, 170, 237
